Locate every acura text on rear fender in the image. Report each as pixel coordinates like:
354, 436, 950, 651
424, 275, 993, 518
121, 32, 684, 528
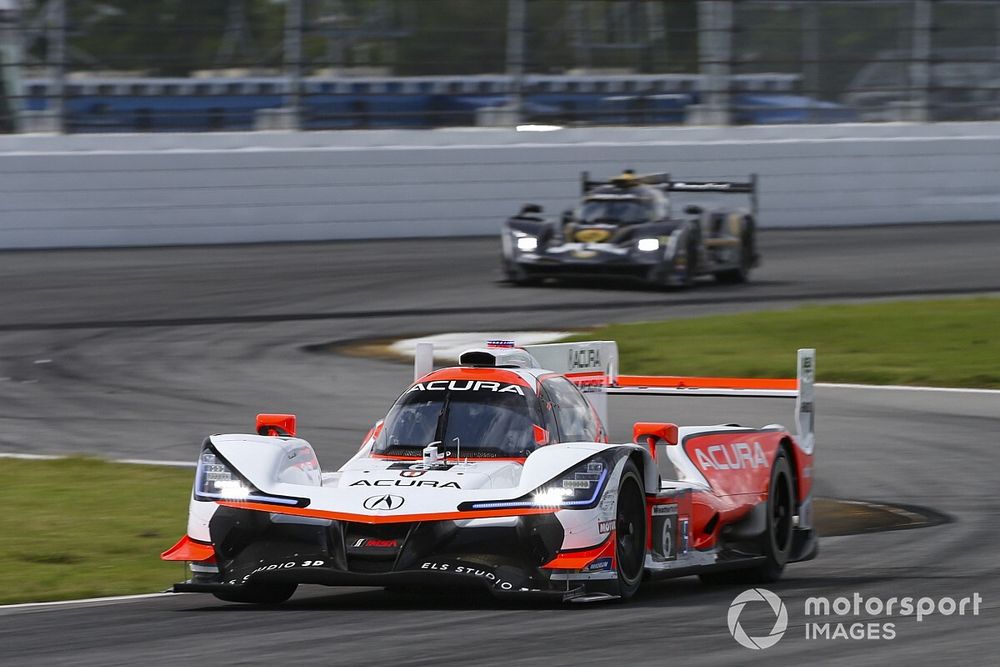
695, 442, 768, 471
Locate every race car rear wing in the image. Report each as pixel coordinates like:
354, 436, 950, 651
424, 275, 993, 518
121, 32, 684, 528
413, 340, 812, 452
608, 348, 815, 453
525, 340, 619, 429
666, 177, 756, 194
581, 170, 758, 217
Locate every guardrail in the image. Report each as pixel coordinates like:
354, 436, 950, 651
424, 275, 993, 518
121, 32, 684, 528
1, 123, 999, 249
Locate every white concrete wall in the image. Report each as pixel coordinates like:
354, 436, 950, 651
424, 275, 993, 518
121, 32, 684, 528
1, 123, 999, 248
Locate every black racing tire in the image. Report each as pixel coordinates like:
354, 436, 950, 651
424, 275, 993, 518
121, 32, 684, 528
654, 234, 697, 290
501, 258, 539, 286
614, 460, 647, 600
212, 583, 298, 605
714, 224, 753, 284
700, 449, 794, 586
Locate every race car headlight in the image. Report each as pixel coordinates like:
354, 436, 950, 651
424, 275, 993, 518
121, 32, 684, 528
460, 453, 613, 512
516, 235, 539, 252
531, 458, 608, 508
637, 238, 660, 252
196, 450, 253, 500
194, 446, 304, 506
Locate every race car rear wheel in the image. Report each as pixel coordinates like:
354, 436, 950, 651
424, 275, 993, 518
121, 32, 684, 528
615, 461, 647, 599
714, 224, 753, 284
212, 583, 298, 605
700, 449, 794, 585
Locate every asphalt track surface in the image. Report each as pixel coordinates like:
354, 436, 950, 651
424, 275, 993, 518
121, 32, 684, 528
1, 223, 998, 666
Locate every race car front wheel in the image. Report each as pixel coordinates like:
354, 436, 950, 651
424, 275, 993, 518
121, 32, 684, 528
212, 582, 298, 605
652, 235, 697, 289
615, 460, 647, 599
501, 258, 539, 286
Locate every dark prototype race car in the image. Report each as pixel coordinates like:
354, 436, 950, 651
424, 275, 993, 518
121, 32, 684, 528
501, 170, 760, 288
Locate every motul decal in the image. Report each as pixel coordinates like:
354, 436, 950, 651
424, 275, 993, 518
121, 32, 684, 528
352, 538, 398, 548
695, 442, 767, 471
351, 479, 461, 489
407, 380, 524, 395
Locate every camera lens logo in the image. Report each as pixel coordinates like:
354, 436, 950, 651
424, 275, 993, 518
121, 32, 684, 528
728, 588, 788, 650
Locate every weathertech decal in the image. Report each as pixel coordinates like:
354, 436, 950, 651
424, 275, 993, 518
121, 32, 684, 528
695, 442, 768, 470
407, 380, 524, 395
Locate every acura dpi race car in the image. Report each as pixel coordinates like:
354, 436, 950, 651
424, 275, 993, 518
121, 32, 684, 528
501, 170, 759, 288
163, 341, 816, 604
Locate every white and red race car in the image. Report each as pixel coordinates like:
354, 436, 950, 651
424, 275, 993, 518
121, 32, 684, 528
163, 341, 817, 603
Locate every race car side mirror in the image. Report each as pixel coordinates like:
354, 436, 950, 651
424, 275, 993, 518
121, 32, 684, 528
633, 422, 679, 460
256, 413, 297, 437
683, 205, 703, 216
533, 424, 550, 446
360, 420, 384, 450
633, 422, 678, 446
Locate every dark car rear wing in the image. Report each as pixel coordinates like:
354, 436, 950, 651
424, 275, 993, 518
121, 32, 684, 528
581, 171, 758, 217
581, 170, 672, 194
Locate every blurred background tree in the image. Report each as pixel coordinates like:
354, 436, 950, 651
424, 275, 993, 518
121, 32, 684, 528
23, 0, 700, 77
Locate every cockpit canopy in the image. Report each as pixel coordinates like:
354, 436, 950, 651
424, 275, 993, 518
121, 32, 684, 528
373, 377, 543, 459
578, 186, 668, 225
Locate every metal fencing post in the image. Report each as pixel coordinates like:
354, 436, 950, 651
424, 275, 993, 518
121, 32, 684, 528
49, 0, 66, 133
696, 0, 732, 125
284, 0, 303, 130
911, 0, 932, 122
506, 0, 527, 126
802, 0, 821, 121
0, 0, 22, 132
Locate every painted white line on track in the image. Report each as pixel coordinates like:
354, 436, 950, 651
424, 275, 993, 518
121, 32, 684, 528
817, 382, 1000, 395
0, 592, 178, 612
0, 453, 62, 461
0, 452, 196, 467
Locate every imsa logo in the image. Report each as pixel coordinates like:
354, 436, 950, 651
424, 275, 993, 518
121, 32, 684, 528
696, 442, 768, 471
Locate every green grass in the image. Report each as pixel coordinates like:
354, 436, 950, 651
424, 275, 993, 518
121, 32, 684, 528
0, 457, 193, 605
564, 297, 1000, 387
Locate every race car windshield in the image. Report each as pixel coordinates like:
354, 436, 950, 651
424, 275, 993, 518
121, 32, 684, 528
579, 200, 651, 225
374, 383, 541, 458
